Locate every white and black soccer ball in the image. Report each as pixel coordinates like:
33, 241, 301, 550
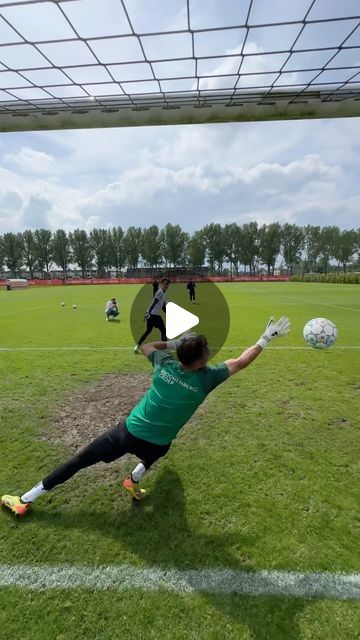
61, 302, 65, 306
303, 317, 337, 349
72, 304, 77, 309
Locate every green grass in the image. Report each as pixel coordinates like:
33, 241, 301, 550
0, 282, 359, 639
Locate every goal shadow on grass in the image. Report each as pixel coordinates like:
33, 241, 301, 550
32, 467, 307, 639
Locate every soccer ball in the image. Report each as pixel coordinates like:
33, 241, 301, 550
303, 317, 337, 349
72, 304, 77, 309
61, 302, 65, 306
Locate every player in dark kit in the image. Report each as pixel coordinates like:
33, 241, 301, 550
133, 277, 170, 353
187, 280, 196, 303
152, 278, 159, 297
1, 316, 290, 515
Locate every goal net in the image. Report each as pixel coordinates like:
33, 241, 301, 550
0, 0, 359, 132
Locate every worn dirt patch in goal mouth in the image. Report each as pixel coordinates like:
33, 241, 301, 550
40, 373, 152, 483
48, 372, 152, 452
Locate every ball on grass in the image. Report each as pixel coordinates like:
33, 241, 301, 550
60, 302, 65, 307
72, 304, 77, 309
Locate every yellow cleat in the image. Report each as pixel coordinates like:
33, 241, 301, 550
1, 495, 31, 517
122, 476, 147, 501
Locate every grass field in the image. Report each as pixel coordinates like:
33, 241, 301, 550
0, 282, 359, 640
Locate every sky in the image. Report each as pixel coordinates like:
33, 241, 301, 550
0, 0, 359, 235
1, 116, 360, 235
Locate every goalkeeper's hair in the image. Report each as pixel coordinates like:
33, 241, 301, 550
176, 334, 209, 366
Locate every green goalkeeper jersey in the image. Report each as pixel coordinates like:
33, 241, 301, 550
125, 350, 230, 445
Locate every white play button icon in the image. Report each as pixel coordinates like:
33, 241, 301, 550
166, 302, 199, 339
131, 283, 229, 360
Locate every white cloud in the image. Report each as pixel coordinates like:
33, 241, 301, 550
225, 154, 342, 185
4, 146, 56, 174
0, 118, 359, 234
84, 163, 219, 213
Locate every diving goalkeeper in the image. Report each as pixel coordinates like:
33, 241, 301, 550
1, 316, 290, 516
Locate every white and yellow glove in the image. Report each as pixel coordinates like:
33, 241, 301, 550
256, 316, 290, 349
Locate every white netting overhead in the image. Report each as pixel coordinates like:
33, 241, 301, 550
0, 0, 359, 129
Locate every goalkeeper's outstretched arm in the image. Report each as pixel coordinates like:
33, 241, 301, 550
140, 333, 196, 358
140, 341, 168, 358
224, 344, 263, 375
224, 316, 290, 376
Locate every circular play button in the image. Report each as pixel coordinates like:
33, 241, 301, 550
130, 281, 230, 361
166, 302, 199, 339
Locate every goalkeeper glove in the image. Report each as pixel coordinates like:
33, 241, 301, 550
256, 316, 290, 349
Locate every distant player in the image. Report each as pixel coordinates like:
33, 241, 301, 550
187, 280, 196, 303
105, 297, 119, 321
152, 278, 159, 297
1, 316, 290, 515
133, 277, 170, 353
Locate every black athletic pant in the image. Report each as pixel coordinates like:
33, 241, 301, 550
189, 290, 195, 301
42, 422, 170, 491
138, 314, 167, 345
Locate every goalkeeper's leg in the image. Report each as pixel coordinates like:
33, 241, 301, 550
122, 439, 171, 501
1, 423, 131, 515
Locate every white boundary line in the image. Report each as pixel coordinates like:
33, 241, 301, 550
0, 346, 359, 352
0, 565, 359, 600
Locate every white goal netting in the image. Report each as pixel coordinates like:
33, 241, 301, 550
0, 0, 359, 131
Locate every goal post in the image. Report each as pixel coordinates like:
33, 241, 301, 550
0, 89, 359, 133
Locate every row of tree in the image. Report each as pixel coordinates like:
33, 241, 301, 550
0, 222, 359, 278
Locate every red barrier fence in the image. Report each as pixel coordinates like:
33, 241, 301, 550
1, 275, 290, 286
3, 276, 291, 286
